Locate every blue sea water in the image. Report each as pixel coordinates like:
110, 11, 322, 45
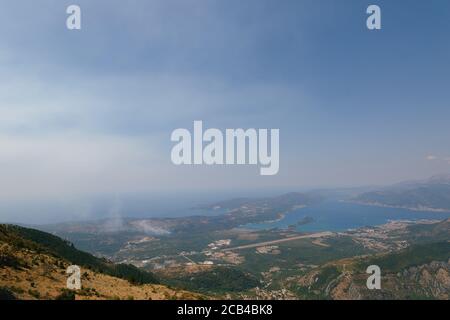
242, 201, 450, 232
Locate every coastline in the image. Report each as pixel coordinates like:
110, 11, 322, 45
343, 200, 450, 213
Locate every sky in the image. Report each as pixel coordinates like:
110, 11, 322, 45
0, 0, 450, 223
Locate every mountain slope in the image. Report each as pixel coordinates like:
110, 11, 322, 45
1, 224, 159, 285
0, 224, 204, 300
352, 174, 450, 212
291, 241, 450, 300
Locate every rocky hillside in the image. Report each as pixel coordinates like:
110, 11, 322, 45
0, 224, 204, 300
291, 241, 450, 300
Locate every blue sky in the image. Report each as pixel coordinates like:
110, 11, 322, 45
0, 1, 450, 222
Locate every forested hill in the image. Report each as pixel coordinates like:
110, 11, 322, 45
0, 224, 158, 285
0, 224, 207, 300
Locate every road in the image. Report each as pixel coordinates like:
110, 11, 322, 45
180, 254, 197, 264
222, 231, 334, 251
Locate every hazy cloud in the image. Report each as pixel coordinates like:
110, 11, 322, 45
1, 1, 450, 223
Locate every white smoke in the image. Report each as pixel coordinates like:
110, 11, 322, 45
100, 198, 126, 233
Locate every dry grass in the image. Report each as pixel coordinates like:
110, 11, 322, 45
0, 243, 204, 300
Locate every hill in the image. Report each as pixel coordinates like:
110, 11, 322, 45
0, 224, 204, 300
290, 241, 450, 300
196, 192, 322, 211
351, 174, 450, 212
158, 265, 260, 295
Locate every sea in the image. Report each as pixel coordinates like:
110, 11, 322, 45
241, 200, 450, 232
